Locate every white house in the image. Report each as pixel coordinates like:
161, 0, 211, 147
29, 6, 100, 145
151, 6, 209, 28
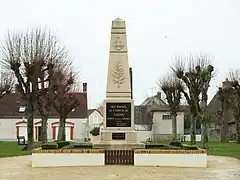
87, 109, 103, 143
0, 83, 88, 142
88, 109, 103, 130
134, 92, 185, 142
150, 104, 185, 141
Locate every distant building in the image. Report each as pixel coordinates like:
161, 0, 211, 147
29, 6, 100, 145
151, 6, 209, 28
207, 78, 236, 141
0, 83, 88, 142
87, 109, 103, 129
134, 92, 185, 141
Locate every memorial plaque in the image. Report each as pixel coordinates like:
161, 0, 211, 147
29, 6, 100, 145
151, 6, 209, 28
112, 133, 125, 140
106, 102, 131, 127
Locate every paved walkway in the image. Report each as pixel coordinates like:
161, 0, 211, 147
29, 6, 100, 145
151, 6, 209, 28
0, 155, 239, 180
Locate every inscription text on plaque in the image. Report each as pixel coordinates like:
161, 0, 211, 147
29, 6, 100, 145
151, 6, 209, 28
106, 102, 131, 127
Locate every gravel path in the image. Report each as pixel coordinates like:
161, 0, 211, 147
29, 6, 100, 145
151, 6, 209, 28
0, 155, 239, 180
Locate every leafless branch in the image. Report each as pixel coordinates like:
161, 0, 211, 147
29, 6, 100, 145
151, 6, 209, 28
0, 71, 15, 98
229, 69, 240, 82
158, 74, 184, 111
0, 27, 72, 148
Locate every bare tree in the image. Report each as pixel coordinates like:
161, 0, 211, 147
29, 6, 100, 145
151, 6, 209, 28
36, 89, 52, 143
218, 79, 232, 142
228, 71, 240, 143
50, 69, 81, 141
159, 74, 183, 141
171, 54, 214, 145
36, 60, 71, 144
1, 28, 68, 150
199, 59, 214, 149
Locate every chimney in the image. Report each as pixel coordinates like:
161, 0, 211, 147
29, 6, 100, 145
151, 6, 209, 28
83, 83, 87, 93
129, 67, 133, 99
222, 78, 232, 89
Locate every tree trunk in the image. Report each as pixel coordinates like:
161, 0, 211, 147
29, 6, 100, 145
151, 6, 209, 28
236, 118, 240, 144
221, 102, 229, 142
57, 117, 66, 141
201, 122, 208, 149
201, 96, 208, 149
171, 112, 177, 141
26, 101, 34, 151
190, 113, 196, 144
41, 117, 48, 144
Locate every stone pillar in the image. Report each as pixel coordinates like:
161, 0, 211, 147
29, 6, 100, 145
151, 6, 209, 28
93, 18, 145, 150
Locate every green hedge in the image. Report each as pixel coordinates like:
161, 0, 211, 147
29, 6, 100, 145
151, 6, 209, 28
90, 127, 100, 136
73, 143, 93, 149
42, 142, 58, 149
145, 144, 181, 150
169, 141, 182, 147
182, 144, 199, 150
57, 141, 70, 148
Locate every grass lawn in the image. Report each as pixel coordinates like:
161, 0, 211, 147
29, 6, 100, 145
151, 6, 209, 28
184, 141, 240, 159
204, 141, 240, 159
149, 141, 240, 159
0, 141, 31, 158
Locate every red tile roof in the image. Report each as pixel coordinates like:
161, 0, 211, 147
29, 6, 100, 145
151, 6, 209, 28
0, 93, 88, 119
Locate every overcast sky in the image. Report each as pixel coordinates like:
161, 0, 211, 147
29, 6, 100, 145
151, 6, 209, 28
0, 0, 240, 108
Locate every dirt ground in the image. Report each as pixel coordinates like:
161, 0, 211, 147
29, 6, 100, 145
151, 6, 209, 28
0, 155, 239, 180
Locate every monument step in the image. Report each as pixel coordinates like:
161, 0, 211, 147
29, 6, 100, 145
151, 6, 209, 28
93, 140, 145, 150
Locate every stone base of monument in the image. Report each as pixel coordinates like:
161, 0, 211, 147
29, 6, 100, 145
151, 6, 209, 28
93, 130, 145, 150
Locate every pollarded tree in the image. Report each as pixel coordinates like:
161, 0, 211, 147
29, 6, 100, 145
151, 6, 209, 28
36, 88, 52, 143
228, 70, 240, 144
50, 69, 81, 141
159, 74, 183, 141
218, 79, 232, 142
199, 59, 214, 148
1, 28, 68, 150
36, 61, 71, 143
171, 54, 214, 144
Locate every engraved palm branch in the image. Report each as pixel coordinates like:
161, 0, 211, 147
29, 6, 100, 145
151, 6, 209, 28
112, 60, 125, 88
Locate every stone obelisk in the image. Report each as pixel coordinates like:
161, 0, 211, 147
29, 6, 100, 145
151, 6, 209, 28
93, 18, 145, 150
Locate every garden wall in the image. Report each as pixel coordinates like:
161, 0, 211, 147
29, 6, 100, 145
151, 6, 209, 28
32, 148, 207, 168
134, 149, 207, 167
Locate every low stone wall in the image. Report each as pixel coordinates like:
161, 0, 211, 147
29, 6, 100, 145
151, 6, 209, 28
32, 149, 105, 167
134, 149, 207, 167
32, 149, 207, 168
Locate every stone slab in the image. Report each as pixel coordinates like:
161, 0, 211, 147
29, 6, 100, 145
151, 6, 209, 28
99, 130, 138, 141
93, 140, 145, 150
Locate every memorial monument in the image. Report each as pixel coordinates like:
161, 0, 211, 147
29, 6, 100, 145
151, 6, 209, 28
93, 18, 145, 149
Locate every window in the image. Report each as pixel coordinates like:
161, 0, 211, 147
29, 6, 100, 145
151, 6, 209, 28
162, 114, 171, 120
19, 106, 26, 113
92, 115, 98, 124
